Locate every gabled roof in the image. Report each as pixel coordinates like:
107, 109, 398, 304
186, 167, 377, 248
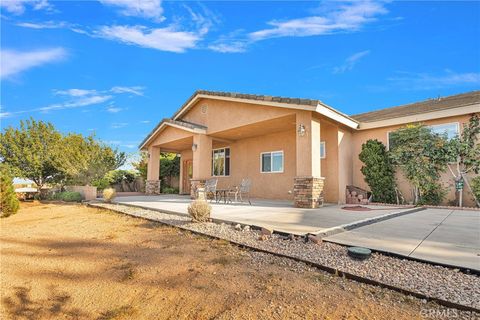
139, 118, 206, 149
171, 90, 320, 120
351, 90, 480, 123
172, 90, 359, 127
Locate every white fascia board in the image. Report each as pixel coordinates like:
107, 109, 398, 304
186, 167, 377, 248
357, 104, 479, 130
315, 103, 359, 129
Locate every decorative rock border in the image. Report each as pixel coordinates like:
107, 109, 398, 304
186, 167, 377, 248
88, 202, 480, 313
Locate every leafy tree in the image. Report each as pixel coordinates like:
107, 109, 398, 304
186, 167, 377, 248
132, 151, 148, 180
104, 169, 138, 185
0, 118, 126, 190
160, 152, 180, 178
132, 151, 179, 183
359, 139, 397, 203
0, 118, 64, 189
389, 123, 448, 205
443, 114, 480, 207
61, 134, 126, 186
0, 164, 20, 217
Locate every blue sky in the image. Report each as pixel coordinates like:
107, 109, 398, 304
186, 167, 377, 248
1, 0, 479, 159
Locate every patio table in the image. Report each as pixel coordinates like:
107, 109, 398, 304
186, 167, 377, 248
215, 188, 235, 204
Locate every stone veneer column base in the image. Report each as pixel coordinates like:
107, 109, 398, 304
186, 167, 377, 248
145, 180, 161, 195
294, 176, 325, 208
190, 179, 206, 199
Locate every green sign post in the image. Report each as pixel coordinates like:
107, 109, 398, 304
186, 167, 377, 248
455, 179, 464, 191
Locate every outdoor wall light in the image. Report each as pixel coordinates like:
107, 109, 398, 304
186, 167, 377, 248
298, 124, 306, 137
192, 143, 198, 152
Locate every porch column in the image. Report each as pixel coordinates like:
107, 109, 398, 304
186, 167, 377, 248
146, 146, 161, 194
191, 134, 212, 198
294, 111, 324, 208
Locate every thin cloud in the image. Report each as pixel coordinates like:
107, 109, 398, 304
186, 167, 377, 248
16, 21, 68, 29
0, 0, 53, 15
106, 106, 123, 113
54, 89, 98, 97
0, 94, 112, 118
333, 50, 370, 74
111, 122, 128, 129
39, 95, 113, 112
96, 25, 202, 53
208, 40, 249, 53
388, 70, 480, 90
111, 86, 144, 96
140, 120, 151, 124
249, 1, 388, 41
99, 0, 164, 22
2, 85, 145, 118
0, 47, 67, 79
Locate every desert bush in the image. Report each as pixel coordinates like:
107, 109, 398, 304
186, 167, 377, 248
54, 191, 82, 202
103, 188, 117, 203
0, 164, 20, 217
188, 200, 211, 222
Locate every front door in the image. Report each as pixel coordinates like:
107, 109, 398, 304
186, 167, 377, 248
182, 160, 193, 194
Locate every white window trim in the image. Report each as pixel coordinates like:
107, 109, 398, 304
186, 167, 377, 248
320, 141, 326, 159
387, 122, 460, 151
429, 122, 460, 138
386, 131, 393, 151
260, 150, 284, 173
212, 147, 230, 177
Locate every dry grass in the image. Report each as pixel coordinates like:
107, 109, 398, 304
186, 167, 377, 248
0, 202, 440, 319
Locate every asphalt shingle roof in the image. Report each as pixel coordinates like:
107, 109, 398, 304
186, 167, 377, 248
351, 90, 480, 123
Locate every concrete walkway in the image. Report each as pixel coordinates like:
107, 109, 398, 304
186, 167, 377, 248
113, 195, 411, 235
326, 208, 480, 271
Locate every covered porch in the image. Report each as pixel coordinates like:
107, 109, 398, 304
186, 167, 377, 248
143, 111, 353, 208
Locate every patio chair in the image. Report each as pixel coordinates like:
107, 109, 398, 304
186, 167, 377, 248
204, 178, 218, 202
229, 178, 251, 205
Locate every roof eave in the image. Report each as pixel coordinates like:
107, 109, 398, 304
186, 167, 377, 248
138, 120, 206, 150
315, 102, 359, 129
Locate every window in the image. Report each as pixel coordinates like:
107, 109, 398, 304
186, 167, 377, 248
320, 141, 326, 159
212, 148, 230, 176
429, 123, 459, 139
387, 122, 460, 150
261, 151, 284, 173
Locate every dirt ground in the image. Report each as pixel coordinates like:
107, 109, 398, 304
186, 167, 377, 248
0, 202, 452, 319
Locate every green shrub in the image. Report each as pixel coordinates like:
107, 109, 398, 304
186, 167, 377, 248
103, 188, 116, 203
162, 187, 179, 194
359, 139, 397, 203
0, 164, 20, 217
188, 200, 211, 222
472, 176, 480, 206
53, 191, 82, 202
92, 177, 110, 190
105, 170, 137, 185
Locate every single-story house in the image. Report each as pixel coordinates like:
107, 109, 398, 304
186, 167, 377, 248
139, 90, 479, 208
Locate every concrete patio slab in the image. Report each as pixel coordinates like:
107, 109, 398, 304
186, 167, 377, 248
113, 195, 413, 235
326, 209, 480, 271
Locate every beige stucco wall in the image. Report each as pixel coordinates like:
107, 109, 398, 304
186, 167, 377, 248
181, 98, 297, 134
207, 129, 296, 200
352, 114, 477, 207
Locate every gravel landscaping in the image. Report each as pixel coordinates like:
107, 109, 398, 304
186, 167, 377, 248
91, 202, 480, 312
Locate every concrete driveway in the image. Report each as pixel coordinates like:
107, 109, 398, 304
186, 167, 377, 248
326, 208, 480, 271
113, 195, 411, 235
